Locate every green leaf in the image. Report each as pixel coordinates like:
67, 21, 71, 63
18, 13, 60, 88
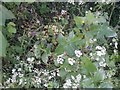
93, 70, 105, 82
82, 56, 97, 73
55, 44, 64, 55
42, 52, 48, 64
86, 11, 95, 24
97, 25, 117, 38
0, 5, 15, 26
68, 31, 75, 41
0, 31, 8, 57
99, 82, 113, 88
74, 16, 85, 28
82, 78, 95, 88
64, 44, 75, 57
58, 33, 66, 45
59, 68, 67, 78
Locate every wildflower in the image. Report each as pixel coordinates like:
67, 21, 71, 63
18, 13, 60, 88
115, 42, 118, 49
76, 74, 81, 82
96, 46, 106, 56
57, 54, 64, 64
27, 57, 35, 62
99, 61, 106, 67
61, 10, 67, 15
90, 7, 92, 10
68, 58, 75, 65
63, 79, 72, 88
75, 50, 82, 57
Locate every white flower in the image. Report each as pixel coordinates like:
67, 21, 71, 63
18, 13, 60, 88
99, 61, 106, 67
63, 79, 72, 88
68, 58, 75, 65
16, 56, 20, 60
68, 0, 74, 4
18, 68, 21, 71
27, 57, 34, 62
57, 54, 64, 64
96, 46, 106, 56
96, 46, 102, 50
61, 10, 67, 15
114, 49, 117, 54
12, 69, 16, 74
90, 7, 92, 10
76, 74, 81, 82
19, 78, 23, 85
36, 19, 40, 24
115, 42, 118, 48
75, 50, 82, 57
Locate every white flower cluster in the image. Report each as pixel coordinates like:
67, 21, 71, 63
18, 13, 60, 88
96, 46, 106, 56
57, 54, 64, 64
112, 38, 118, 54
27, 57, 35, 63
63, 74, 82, 88
68, 58, 75, 65
75, 50, 82, 58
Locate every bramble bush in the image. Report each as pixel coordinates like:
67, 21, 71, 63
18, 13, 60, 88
0, 1, 120, 88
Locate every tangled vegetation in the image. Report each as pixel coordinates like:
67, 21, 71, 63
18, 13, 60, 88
0, 1, 120, 88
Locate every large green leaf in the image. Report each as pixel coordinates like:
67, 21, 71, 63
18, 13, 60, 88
0, 5, 15, 26
0, 31, 8, 57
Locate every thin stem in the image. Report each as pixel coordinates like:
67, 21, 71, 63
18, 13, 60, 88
109, 2, 115, 25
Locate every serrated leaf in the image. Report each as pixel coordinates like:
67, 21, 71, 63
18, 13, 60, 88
42, 52, 48, 64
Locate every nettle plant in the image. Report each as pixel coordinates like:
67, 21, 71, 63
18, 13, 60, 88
53, 11, 118, 88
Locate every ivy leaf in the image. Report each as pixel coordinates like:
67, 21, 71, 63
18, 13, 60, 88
42, 52, 48, 64
0, 31, 8, 57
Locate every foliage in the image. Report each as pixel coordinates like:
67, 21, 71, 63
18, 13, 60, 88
1, 1, 120, 89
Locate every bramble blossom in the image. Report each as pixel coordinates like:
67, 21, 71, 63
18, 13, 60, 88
68, 58, 75, 65
57, 54, 64, 64
75, 50, 82, 57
